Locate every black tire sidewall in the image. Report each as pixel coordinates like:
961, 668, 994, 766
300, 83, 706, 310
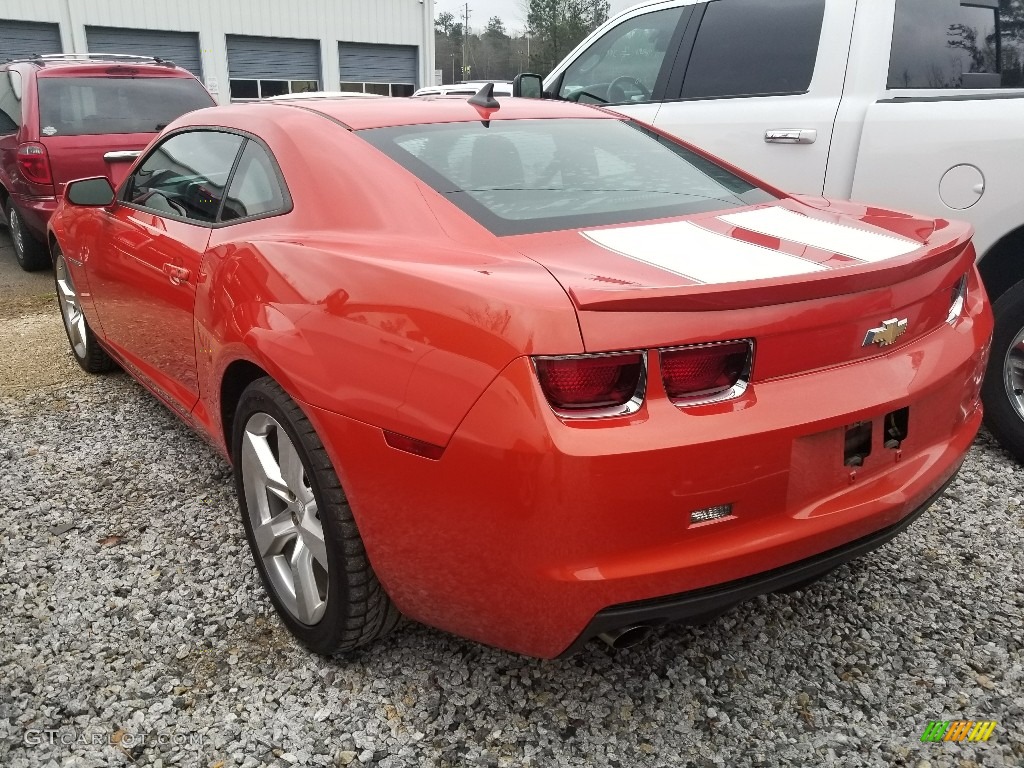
8, 202, 49, 271
982, 280, 1024, 462
232, 379, 350, 654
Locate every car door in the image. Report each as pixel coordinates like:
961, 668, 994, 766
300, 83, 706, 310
87, 129, 245, 412
546, 2, 694, 127
651, 0, 853, 196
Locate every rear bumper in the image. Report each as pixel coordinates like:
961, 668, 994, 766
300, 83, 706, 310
305, 283, 991, 659
11, 194, 58, 240
557, 473, 956, 657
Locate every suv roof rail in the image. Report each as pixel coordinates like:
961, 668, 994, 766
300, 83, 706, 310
3, 52, 178, 68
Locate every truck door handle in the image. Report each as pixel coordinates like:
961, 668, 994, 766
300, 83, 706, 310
162, 263, 191, 286
765, 129, 817, 145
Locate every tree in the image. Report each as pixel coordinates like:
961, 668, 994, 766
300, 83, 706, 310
484, 16, 508, 40
526, 0, 610, 74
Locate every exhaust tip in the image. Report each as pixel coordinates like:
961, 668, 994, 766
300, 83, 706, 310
597, 625, 652, 650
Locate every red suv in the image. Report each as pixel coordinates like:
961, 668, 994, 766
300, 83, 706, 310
0, 54, 215, 270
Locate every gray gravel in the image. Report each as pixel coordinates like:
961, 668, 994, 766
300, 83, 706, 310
1, 365, 1022, 768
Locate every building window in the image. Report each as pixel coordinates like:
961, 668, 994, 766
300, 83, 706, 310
340, 82, 415, 97
230, 79, 321, 101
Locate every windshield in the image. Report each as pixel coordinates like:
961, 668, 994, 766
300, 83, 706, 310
359, 118, 776, 236
38, 76, 214, 137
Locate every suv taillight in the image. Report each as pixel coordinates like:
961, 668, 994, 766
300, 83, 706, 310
660, 341, 752, 404
534, 352, 645, 414
17, 142, 53, 186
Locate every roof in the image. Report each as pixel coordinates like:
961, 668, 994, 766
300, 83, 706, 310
259, 95, 617, 131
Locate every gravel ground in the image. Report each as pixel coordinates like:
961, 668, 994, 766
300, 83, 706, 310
1, 235, 1022, 767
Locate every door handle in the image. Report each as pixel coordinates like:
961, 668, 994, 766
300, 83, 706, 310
103, 150, 143, 162
765, 129, 817, 145
162, 263, 191, 286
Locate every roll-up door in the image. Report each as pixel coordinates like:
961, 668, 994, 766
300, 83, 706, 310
226, 35, 321, 100
0, 20, 62, 60
85, 27, 202, 77
339, 43, 417, 96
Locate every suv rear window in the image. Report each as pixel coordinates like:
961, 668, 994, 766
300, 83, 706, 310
360, 118, 776, 236
37, 76, 214, 136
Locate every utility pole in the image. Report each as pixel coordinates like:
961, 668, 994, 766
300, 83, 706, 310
462, 3, 470, 81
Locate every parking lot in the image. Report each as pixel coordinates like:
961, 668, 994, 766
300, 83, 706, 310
0, 230, 1021, 767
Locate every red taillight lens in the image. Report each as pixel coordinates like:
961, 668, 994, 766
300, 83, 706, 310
17, 142, 53, 185
534, 353, 644, 411
661, 341, 751, 402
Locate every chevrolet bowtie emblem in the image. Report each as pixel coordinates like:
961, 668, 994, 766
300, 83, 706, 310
863, 318, 909, 348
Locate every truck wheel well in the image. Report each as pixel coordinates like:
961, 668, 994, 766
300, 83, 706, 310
220, 360, 270, 455
979, 224, 1024, 303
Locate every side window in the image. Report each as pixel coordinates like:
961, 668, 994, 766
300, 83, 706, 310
681, 0, 826, 99
220, 140, 287, 222
558, 8, 685, 104
0, 71, 23, 134
889, 0, 1023, 89
126, 131, 244, 223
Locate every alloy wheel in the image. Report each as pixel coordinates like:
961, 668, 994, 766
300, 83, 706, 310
1004, 325, 1024, 423
9, 207, 25, 258
240, 413, 329, 625
55, 252, 88, 359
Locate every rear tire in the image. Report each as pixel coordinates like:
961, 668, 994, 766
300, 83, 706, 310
233, 377, 401, 655
53, 245, 116, 374
7, 201, 50, 272
982, 280, 1024, 463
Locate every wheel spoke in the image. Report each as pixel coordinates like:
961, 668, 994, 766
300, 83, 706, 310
298, 512, 328, 569
290, 539, 326, 624
253, 509, 297, 557
241, 429, 293, 506
277, 430, 312, 504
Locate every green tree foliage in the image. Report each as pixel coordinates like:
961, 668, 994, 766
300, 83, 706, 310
433, 2, 610, 86
527, 0, 610, 74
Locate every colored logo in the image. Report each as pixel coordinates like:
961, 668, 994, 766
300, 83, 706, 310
920, 721, 997, 742
863, 317, 909, 348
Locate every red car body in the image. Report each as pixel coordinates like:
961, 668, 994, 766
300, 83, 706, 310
49, 97, 992, 658
0, 56, 214, 265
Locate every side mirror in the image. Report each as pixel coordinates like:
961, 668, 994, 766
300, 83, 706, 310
513, 73, 545, 99
66, 177, 115, 207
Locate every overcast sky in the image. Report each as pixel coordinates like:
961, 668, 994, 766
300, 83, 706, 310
434, 0, 637, 33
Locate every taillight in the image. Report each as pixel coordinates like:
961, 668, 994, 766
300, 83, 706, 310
17, 142, 53, 186
534, 352, 645, 415
660, 340, 752, 404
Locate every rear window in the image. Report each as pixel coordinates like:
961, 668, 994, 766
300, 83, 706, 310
37, 76, 214, 137
359, 119, 776, 236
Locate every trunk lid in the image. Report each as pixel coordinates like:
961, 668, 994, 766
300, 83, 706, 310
505, 200, 975, 377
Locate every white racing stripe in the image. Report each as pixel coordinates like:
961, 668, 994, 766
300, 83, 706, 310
718, 207, 919, 263
583, 220, 827, 285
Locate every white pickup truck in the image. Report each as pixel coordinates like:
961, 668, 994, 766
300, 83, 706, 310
530, 0, 1024, 461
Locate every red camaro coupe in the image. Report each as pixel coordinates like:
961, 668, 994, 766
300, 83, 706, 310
49, 92, 991, 658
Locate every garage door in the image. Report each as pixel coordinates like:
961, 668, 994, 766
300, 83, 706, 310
226, 35, 320, 100
86, 27, 202, 77
0, 20, 62, 60
339, 43, 418, 97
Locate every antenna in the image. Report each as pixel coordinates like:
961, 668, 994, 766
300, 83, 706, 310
468, 83, 500, 110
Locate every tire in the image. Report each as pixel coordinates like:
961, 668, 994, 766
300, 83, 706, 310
233, 377, 401, 655
982, 280, 1024, 463
7, 201, 51, 272
53, 244, 116, 374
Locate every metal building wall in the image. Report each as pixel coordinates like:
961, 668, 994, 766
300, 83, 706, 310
2, 0, 435, 104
